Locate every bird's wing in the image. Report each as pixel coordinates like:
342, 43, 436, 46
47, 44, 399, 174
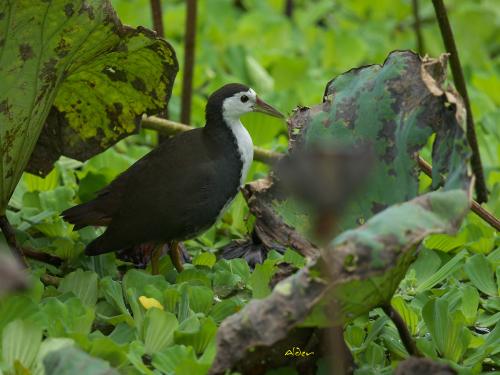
63, 129, 205, 229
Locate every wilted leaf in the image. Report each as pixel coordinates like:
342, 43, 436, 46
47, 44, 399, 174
243, 50, 471, 254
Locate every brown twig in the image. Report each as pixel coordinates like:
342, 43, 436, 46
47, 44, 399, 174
417, 156, 500, 231
411, 0, 424, 55
140, 115, 500, 231
41, 273, 61, 287
180, 0, 198, 125
149, 0, 171, 144
382, 303, 420, 357
431, 0, 488, 203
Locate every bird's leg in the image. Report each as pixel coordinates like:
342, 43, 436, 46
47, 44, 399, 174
151, 243, 163, 275
169, 241, 184, 272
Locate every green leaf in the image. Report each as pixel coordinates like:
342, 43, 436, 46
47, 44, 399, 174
143, 308, 178, 354
88, 336, 129, 368
109, 323, 136, 345
391, 296, 419, 336
58, 269, 98, 307
192, 252, 217, 268
176, 269, 211, 288
464, 254, 498, 296
2, 319, 42, 371
424, 233, 466, 253
410, 249, 441, 286
127, 340, 154, 375
188, 286, 214, 314
344, 324, 366, 349
381, 326, 409, 359
209, 297, 244, 324
42, 297, 94, 337
422, 298, 469, 362
248, 258, 278, 299
461, 285, 480, 325
283, 248, 306, 268
43, 346, 119, 375
123, 269, 170, 299
364, 342, 386, 367
415, 250, 467, 293
0, 296, 39, 335
152, 345, 210, 375
100, 276, 132, 318
163, 287, 180, 314
213, 259, 251, 283
174, 316, 217, 355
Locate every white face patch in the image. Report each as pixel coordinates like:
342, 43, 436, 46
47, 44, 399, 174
222, 88, 256, 185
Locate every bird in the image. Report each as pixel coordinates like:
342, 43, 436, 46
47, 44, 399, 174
62, 83, 284, 272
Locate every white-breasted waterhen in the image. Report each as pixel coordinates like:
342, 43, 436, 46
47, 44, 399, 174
62, 83, 284, 273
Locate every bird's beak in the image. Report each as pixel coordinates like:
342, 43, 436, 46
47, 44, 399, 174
254, 97, 285, 119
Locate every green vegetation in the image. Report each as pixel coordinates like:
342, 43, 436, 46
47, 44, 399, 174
0, 0, 499, 374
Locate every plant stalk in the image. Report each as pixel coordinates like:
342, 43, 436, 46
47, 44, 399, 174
180, 0, 198, 125
431, 0, 488, 203
382, 304, 420, 357
411, 0, 424, 55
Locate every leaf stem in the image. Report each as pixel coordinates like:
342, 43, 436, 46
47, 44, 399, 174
382, 303, 420, 357
180, 0, 198, 125
149, 0, 164, 38
431, 0, 488, 203
411, 0, 424, 55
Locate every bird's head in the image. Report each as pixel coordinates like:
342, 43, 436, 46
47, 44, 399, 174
206, 83, 284, 123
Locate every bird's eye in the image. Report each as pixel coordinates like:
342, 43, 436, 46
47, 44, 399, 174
240, 95, 249, 103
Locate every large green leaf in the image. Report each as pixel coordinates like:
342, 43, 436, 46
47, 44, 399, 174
0, 0, 177, 214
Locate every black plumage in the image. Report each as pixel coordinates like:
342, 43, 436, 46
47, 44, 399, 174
62, 83, 283, 259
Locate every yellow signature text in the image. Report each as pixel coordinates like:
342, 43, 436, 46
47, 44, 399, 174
284, 347, 315, 357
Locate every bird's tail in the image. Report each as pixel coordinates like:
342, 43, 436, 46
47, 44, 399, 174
62, 201, 110, 230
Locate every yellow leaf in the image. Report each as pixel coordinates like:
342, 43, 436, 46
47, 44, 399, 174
139, 296, 164, 310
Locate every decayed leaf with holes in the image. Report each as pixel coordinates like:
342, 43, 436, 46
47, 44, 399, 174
211, 51, 473, 374
0, 0, 177, 214
244, 50, 471, 253
210, 189, 471, 374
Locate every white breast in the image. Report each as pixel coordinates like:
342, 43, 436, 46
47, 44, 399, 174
223, 117, 254, 186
